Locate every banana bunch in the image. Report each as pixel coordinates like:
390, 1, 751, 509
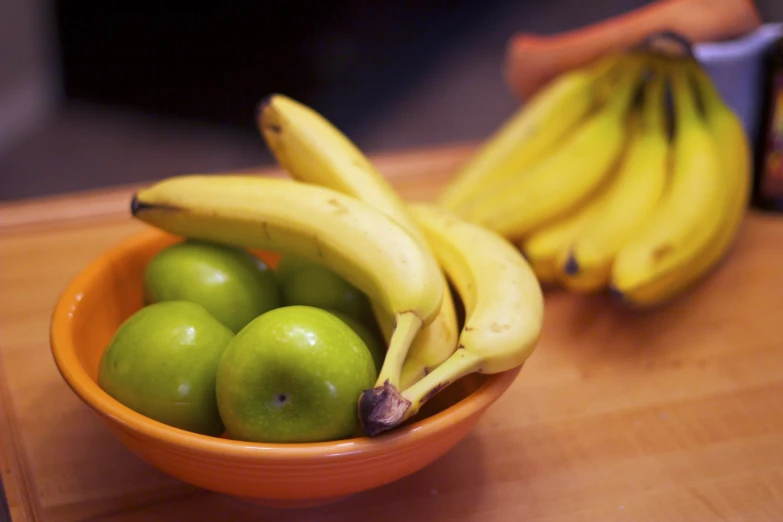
439, 44, 751, 307
131, 95, 544, 437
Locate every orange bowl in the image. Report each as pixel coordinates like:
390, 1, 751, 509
50, 227, 521, 508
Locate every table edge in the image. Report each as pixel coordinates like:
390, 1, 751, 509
0, 350, 39, 522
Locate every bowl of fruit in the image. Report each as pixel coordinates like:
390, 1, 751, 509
50, 94, 545, 508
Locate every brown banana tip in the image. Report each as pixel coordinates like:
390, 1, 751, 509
564, 253, 579, 276
255, 94, 277, 122
608, 285, 625, 303
358, 381, 411, 437
130, 194, 145, 216
130, 195, 179, 216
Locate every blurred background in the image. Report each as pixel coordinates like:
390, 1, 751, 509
1, 0, 782, 202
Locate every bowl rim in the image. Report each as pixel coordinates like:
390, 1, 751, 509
50, 228, 521, 459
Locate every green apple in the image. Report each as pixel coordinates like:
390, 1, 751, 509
274, 255, 319, 286
98, 301, 234, 436
143, 240, 283, 333
216, 305, 377, 443
324, 309, 386, 374
277, 255, 373, 325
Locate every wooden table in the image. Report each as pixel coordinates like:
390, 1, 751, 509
1, 144, 782, 522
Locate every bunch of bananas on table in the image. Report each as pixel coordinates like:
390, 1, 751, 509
438, 41, 751, 307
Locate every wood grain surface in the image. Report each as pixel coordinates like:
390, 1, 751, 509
1, 144, 782, 522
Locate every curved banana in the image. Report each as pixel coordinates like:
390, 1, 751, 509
559, 71, 670, 291
257, 94, 423, 237
520, 164, 621, 289
131, 175, 444, 370
257, 94, 459, 392
610, 62, 727, 304
463, 57, 645, 240
436, 53, 621, 213
613, 59, 750, 305
359, 203, 544, 436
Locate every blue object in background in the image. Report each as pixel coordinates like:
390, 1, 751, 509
695, 23, 783, 148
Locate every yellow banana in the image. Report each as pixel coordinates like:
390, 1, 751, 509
559, 71, 670, 291
612, 59, 751, 305
437, 53, 621, 213
520, 162, 622, 290
359, 203, 544, 436
130, 175, 444, 374
610, 61, 727, 304
257, 94, 459, 392
463, 57, 645, 240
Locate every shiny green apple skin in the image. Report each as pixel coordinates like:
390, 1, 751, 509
143, 240, 283, 333
215, 305, 377, 443
98, 301, 234, 436
323, 308, 386, 374
276, 255, 373, 325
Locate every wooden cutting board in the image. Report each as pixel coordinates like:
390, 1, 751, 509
1, 144, 782, 522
